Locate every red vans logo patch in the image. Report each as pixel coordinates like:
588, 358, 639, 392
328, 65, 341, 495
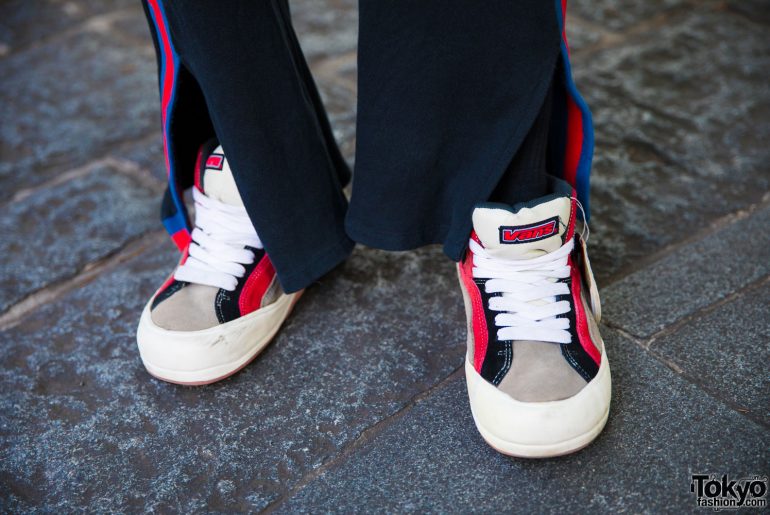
499, 216, 560, 244
205, 154, 225, 170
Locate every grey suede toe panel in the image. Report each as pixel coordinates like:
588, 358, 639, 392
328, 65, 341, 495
498, 340, 587, 402
151, 283, 220, 331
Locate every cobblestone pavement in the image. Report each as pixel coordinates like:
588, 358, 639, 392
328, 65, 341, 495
2, 1, 768, 512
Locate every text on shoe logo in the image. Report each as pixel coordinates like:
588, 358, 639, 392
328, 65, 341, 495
499, 216, 560, 244
206, 154, 225, 170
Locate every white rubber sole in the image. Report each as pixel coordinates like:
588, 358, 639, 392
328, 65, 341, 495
465, 349, 611, 458
136, 291, 302, 385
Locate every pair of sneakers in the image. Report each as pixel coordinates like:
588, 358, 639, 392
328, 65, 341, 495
136, 144, 611, 458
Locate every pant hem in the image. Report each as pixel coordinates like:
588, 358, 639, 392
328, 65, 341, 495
273, 233, 355, 293
345, 217, 450, 254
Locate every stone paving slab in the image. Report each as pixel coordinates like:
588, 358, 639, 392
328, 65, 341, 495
574, 6, 770, 282
290, 0, 358, 65
278, 329, 770, 513
602, 204, 770, 339
0, 165, 159, 313
0, 0, 136, 51
652, 281, 770, 427
0, 241, 466, 512
0, 29, 158, 200
571, 0, 697, 31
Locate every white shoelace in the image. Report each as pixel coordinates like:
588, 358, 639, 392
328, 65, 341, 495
174, 187, 263, 291
470, 237, 574, 344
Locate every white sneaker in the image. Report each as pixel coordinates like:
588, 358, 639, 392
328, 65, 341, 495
136, 143, 302, 385
457, 178, 611, 457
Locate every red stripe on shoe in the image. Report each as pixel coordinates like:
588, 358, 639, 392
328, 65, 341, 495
239, 253, 276, 316
170, 229, 191, 250
460, 251, 489, 373
570, 256, 601, 366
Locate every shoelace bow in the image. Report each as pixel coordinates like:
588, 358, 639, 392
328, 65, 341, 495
470, 237, 574, 344
174, 187, 263, 291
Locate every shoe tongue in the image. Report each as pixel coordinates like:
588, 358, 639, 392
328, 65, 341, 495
472, 195, 573, 260
200, 145, 244, 207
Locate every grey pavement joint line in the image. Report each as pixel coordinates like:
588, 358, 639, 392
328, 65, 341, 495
609, 274, 770, 429
6, 157, 163, 207
102, 156, 166, 191
601, 320, 649, 350
648, 344, 770, 431
0, 231, 166, 331
263, 364, 465, 513
4, 131, 163, 199
602, 192, 770, 288
646, 273, 770, 351
8, 159, 112, 204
